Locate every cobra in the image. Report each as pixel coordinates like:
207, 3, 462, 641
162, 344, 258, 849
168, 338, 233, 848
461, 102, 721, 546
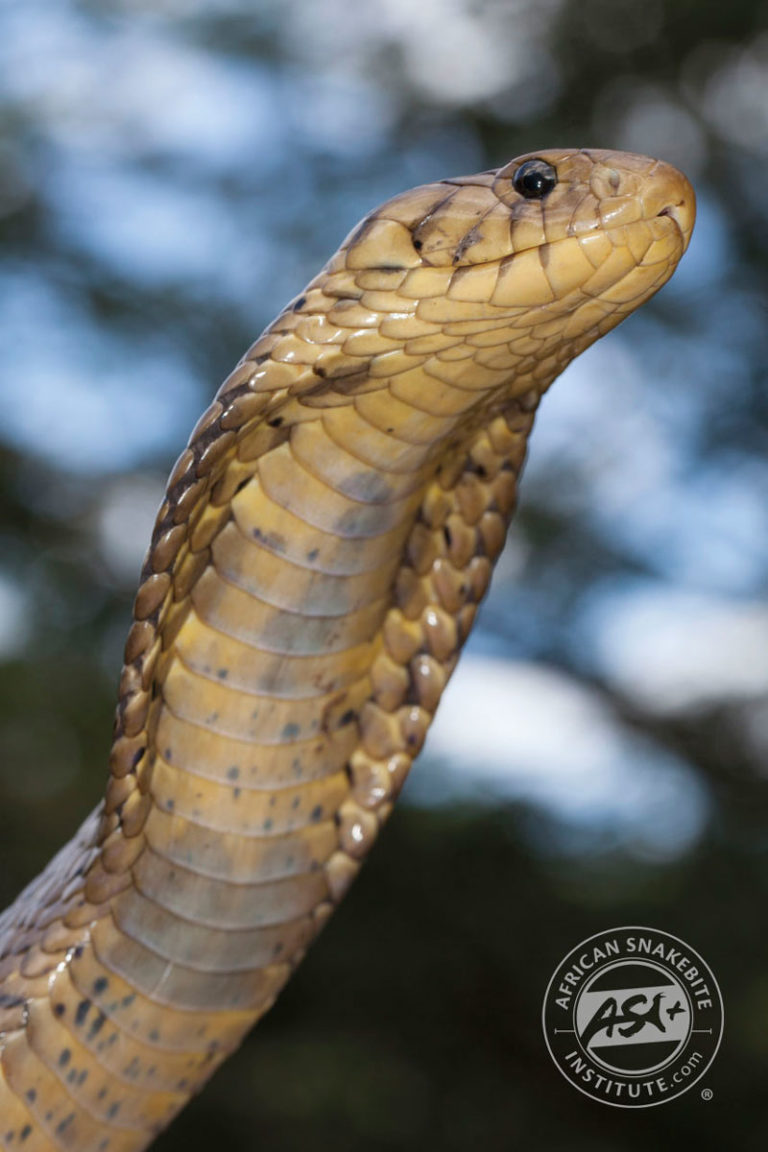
0, 148, 694, 1148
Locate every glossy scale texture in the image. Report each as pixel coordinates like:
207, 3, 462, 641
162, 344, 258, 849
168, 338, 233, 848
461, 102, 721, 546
0, 149, 694, 1149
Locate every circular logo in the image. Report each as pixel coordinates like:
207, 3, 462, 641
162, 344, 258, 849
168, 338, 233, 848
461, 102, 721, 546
542, 926, 723, 1107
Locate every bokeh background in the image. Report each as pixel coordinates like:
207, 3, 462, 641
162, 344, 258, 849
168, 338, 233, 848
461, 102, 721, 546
1, 0, 767, 1147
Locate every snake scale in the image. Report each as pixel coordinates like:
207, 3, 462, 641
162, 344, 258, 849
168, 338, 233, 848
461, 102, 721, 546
0, 148, 694, 1148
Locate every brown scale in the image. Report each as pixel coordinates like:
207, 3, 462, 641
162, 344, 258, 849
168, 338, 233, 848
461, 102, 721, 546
0, 148, 694, 1148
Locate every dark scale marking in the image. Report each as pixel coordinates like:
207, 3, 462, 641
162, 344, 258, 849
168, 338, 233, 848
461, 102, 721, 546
217, 668, 228, 679
310, 805, 324, 822
149, 1029, 160, 1043
56, 1115, 75, 1136
88, 1013, 106, 1040
75, 999, 91, 1027
97, 1088, 107, 1101
335, 505, 377, 534
165, 798, 175, 811
227, 765, 240, 780
58, 1049, 71, 1068
78, 1069, 88, 1086
4, 1131, 13, 1144
98, 1139, 110, 1151
164, 747, 173, 762
453, 225, 482, 264
121, 994, 136, 1008
252, 525, 287, 553
20, 1128, 31, 1144
306, 548, 319, 562
339, 708, 357, 727
25, 1090, 36, 1104
53, 1002, 66, 1018
263, 819, 273, 832
67, 1070, 77, 1085
93, 977, 108, 995
282, 722, 300, 739
349, 469, 393, 502
0, 994, 23, 1008
293, 295, 306, 310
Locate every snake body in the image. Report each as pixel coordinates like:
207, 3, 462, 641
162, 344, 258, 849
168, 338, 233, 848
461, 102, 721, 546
0, 149, 694, 1149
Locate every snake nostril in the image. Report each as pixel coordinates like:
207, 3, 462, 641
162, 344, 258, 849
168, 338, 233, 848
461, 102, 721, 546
654, 199, 694, 250
657, 202, 684, 232
657, 199, 687, 219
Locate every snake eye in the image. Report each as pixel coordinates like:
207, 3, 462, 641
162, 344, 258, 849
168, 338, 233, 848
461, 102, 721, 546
512, 159, 557, 200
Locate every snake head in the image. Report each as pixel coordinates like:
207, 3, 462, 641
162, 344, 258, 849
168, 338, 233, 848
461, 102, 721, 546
489, 147, 696, 328
254, 149, 694, 424
324, 148, 696, 400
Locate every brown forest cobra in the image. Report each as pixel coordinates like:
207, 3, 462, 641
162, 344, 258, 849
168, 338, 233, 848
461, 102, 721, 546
0, 149, 694, 1148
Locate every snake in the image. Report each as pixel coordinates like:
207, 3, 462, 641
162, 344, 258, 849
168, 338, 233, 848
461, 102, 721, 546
0, 148, 694, 1149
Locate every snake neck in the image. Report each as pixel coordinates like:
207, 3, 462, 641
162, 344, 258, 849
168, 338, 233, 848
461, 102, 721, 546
0, 335, 539, 1147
